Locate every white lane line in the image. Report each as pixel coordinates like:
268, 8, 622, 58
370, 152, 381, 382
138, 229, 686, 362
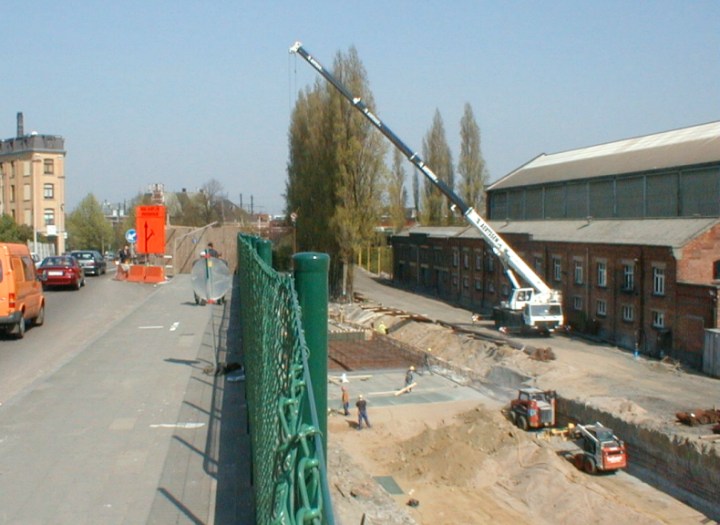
138, 325, 164, 330
169, 322, 179, 331
150, 422, 206, 429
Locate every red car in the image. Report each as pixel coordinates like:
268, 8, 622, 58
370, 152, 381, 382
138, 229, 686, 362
37, 256, 86, 290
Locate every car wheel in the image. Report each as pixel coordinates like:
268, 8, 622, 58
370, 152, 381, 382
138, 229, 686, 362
74, 278, 82, 291
34, 305, 45, 327
15, 317, 26, 339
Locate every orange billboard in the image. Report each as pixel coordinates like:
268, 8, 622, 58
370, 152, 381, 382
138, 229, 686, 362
135, 205, 166, 254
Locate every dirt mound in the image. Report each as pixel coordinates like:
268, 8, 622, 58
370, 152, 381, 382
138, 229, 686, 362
387, 406, 515, 486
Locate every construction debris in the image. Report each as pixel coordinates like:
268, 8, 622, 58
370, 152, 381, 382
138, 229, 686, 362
394, 382, 417, 396
675, 409, 720, 426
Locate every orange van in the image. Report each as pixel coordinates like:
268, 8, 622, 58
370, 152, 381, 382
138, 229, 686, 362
0, 243, 45, 338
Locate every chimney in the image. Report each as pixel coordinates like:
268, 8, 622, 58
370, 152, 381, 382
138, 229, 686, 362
16, 112, 24, 137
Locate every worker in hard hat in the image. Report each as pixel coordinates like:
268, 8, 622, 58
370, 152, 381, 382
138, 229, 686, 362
341, 386, 350, 416
405, 365, 415, 392
356, 394, 371, 430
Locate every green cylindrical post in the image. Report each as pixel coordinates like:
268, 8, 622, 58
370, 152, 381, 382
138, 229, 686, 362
293, 252, 329, 460
257, 238, 272, 266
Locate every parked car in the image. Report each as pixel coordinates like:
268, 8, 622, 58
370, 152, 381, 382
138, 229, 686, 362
0, 243, 45, 338
37, 256, 85, 290
70, 250, 107, 276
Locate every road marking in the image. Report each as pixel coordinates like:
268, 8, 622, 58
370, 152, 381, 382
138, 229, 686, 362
138, 325, 163, 330
169, 322, 179, 331
150, 422, 205, 429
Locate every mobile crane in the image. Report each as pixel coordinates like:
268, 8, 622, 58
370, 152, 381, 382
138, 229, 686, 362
290, 42, 564, 334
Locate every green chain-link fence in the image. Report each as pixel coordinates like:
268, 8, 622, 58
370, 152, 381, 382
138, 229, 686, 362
237, 234, 334, 524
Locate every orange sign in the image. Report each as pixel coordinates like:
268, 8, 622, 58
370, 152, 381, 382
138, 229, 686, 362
135, 205, 166, 254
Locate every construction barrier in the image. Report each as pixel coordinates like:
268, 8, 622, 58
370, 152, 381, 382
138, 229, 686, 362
144, 265, 165, 283
127, 265, 146, 282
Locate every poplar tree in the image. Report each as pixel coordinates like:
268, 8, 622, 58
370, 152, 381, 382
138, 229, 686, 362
388, 148, 408, 232
421, 110, 454, 225
286, 46, 386, 296
458, 103, 488, 213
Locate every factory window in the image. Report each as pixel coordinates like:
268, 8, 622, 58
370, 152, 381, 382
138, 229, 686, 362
553, 258, 562, 282
23, 161, 31, 177
652, 267, 665, 296
622, 304, 634, 322
44, 183, 54, 199
573, 296, 583, 311
622, 264, 635, 291
44, 159, 54, 175
597, 261, 607, 287
714, 260, 720, 280
452, 249, 459, 268
23, 183, 31, 201
44, 208, 55, 225
463, 277, 469, 290
474, 279, 482, 291
475, 253, 482, 270
573, 259, 584, 285
486, 254, 495, 273
463, 252, 469, 269
652, 310, 665, 328
596, 299, 607, 317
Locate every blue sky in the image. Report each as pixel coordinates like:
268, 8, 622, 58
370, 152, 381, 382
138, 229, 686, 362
2, 1, 718, 215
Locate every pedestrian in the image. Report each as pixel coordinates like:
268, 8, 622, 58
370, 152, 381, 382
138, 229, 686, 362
206, 242, 220, 258
341, 386, 350, 416
405, 366, 415, 392
118, 245, 131, 264
356, 394, 371, 430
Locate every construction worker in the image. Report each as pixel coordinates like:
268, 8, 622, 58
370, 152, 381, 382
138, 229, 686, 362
405, 366, 415, 392
356, 394, 371, 430
341, 386, 350, 416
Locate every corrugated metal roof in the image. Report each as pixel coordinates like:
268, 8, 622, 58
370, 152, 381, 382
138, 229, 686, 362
394, 226, 467, 238
396, 218, 720, 249
488, 121, 720, 190
470, 218, 720, 248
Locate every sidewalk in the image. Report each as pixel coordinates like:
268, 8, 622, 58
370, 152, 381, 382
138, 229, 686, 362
0, 275, 252, 525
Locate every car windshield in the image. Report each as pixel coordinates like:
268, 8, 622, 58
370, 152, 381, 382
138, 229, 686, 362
529, 304, 562, 316
42, 257, 72, 267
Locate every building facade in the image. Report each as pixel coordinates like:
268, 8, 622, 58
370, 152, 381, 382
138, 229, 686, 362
0, 113, 66, 254
392, 122, 720, 369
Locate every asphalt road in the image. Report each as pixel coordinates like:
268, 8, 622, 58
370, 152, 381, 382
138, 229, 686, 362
0, 268, 157, 406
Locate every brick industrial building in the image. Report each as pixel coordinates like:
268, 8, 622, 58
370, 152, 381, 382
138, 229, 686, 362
391, 121, 720, 368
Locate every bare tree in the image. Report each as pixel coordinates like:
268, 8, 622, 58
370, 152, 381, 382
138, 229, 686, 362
388, 148, 408, 232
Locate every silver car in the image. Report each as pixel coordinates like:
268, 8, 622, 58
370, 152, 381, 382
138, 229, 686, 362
69, 250, 107, 276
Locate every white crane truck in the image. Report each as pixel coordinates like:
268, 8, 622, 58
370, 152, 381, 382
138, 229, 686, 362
290, 42, 564, 334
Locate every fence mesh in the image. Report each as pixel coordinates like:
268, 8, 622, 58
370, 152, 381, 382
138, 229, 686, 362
237, 234, 333, 524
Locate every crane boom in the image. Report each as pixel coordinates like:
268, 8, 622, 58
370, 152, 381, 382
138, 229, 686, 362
289, 41, 556, 297
290, 42, 563, 332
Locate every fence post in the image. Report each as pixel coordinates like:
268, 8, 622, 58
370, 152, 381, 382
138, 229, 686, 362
256, 238, 272, 266
293, 252, 330, 462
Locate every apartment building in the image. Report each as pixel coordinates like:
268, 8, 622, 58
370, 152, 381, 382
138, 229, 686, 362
0, 113, 66, 254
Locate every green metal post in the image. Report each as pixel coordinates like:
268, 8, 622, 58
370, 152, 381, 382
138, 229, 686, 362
293, 252, 329, 461
257, 238, 272, 266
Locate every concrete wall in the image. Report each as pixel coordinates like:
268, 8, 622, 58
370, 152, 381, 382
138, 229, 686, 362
557, 397, 720, 521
